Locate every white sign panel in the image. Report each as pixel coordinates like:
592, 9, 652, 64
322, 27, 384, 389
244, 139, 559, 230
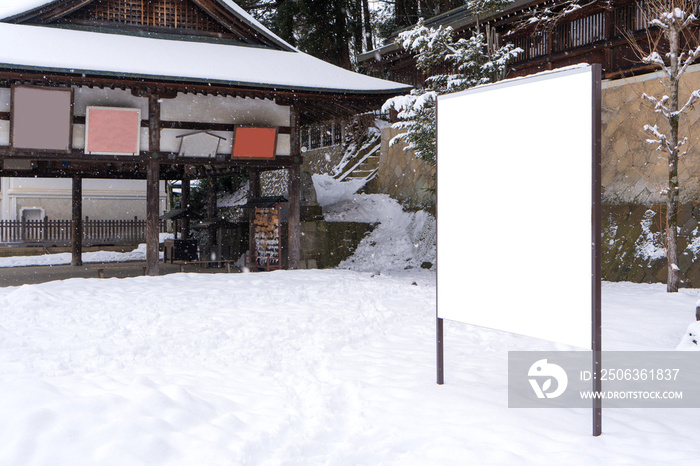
437, 65, 599, 349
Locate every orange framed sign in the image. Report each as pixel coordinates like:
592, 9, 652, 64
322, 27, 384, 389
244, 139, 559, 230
231, 126, 277, 160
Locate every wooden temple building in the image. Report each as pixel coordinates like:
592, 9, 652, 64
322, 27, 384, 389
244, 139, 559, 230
359, 0, 698, 85
0, 0, 411, 274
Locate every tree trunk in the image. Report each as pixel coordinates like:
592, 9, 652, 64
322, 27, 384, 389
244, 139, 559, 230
362, 0, 374, 51
666, 26, 681, 292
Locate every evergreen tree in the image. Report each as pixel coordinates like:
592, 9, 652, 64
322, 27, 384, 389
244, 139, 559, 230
242, 1, 471, 67
383, 16, 521, 166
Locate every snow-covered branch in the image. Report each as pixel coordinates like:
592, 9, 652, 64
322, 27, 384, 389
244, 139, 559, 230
505, 0, 599, 35
673, 89, 700, 117
642, 93, 671, 118
644, 124, 672, 155
642, 51, 672, 77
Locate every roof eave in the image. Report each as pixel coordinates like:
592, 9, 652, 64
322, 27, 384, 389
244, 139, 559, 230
0, 62, 411, 97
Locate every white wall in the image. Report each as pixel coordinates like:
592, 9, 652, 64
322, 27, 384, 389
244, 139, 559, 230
1, 177, 166, 221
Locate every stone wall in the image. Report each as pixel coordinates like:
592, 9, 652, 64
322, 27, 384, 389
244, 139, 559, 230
600, 64, 700, 287
603, 202, 700, 287
376, 126, 436, 211
277, 221, 375, 269
602, 64, 700, 204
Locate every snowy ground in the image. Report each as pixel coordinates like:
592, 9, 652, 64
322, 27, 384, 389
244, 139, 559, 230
1, 190, 699, 465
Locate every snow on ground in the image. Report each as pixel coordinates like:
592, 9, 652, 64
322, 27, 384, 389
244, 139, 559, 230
0, 234, 173, 268
1, 191, 699, 464
1, 271, 699, 465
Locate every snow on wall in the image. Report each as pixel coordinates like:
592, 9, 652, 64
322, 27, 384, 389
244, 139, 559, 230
73, 87, 148, 116
161, 93, 289, 125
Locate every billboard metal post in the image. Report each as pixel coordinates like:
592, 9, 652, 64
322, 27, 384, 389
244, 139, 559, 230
591, 63, 603, 437
437, 317, 444, 385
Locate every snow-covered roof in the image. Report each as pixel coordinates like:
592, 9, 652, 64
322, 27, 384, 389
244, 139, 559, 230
0, 0, 297, 52
0, 22, 411, 95
0, 0, 54, 19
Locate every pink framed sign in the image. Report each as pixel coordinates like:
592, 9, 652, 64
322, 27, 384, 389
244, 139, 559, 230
85, 107, 141, 156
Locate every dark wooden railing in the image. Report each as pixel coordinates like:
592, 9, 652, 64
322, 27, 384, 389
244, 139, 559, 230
0, 216, 166, 246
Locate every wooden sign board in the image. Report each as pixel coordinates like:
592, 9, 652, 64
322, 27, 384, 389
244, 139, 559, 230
85, 107, 141, 156
11, 85, 73, 152
177, 131, 225, 158
232, 127, 277, 160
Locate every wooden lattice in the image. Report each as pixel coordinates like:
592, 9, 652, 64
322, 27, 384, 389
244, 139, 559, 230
68, 0, 229, 34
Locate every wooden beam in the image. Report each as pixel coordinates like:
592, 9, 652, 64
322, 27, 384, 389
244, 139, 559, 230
71, 175, 83, 266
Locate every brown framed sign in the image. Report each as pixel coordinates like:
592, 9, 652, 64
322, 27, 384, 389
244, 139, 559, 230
231, 126, 278, 160
11, 85, 73, 152
85, 106, 141, 156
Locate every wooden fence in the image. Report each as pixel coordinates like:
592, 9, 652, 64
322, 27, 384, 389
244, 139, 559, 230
0, 216, 167, 246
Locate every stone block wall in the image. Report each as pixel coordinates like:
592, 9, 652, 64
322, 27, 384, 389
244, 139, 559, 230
603, 202, 700, 287
600, 64, 700, 287
602, 64, 700, 204
277, 221, 375, 269
376, 126, 436, 211
299, 221, 375, 269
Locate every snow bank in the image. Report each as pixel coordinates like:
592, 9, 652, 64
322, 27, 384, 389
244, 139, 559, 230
0, 234, 172, 268
312, 173, 366, 207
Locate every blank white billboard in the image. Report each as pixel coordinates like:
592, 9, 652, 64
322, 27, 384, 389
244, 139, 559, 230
436, 65, 600, 349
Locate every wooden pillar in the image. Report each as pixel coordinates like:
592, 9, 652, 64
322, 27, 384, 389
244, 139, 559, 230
248, 169, 260, 267
603, 6, 613, 73
287, 105, 302, 270
206, 176, 217, 219
206, 176, 217, 260
146, 92, 161, 276
71, 175, 83, 266
146, 159, 160, 276
181, 178, 190, 239
288, 165, 301, 269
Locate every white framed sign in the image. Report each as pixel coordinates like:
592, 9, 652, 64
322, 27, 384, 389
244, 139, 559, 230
436, 64, 601, 350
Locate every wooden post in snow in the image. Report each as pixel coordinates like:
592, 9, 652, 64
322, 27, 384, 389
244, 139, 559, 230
146, 159, 160, 276
146, 92, 161, 276
71, 175, 83, 266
